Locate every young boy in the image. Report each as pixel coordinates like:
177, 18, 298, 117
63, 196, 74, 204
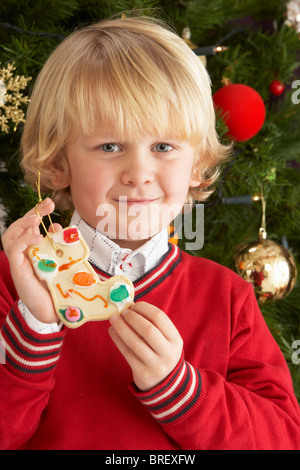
0, 16, 299, 450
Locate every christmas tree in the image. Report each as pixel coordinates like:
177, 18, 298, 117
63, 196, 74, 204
0, 0, 299, 401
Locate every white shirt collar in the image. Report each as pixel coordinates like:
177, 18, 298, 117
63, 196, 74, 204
70, 210, 169, 282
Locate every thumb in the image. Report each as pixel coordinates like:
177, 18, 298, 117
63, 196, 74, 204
48, 223, 63, 234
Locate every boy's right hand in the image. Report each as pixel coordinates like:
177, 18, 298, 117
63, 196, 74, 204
1, 198, 62, 324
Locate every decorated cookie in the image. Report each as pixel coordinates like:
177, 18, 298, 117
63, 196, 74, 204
28, 226, 134, 328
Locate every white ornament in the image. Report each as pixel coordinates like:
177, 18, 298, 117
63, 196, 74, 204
286, 0, 300, 33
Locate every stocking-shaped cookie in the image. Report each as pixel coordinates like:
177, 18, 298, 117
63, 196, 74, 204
28, 226, 134, 328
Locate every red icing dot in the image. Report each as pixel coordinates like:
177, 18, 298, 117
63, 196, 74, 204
64, 228, 79, 244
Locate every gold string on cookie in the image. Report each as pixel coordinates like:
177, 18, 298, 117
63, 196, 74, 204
35, 170, 59, 253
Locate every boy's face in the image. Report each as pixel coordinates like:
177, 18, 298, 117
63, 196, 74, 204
64, 124, 199, 249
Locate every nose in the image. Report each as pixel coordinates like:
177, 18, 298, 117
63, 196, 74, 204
121, 149, 154, 187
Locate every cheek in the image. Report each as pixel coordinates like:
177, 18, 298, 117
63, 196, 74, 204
70, 165, 110, 195
163, 163, 193, 196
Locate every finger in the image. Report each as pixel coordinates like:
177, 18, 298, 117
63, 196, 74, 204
9, 233, 44, 256
108, 325, 144, 368
48, 223, 63, 234
129, 302, 181, 343
109, 314, 156, 365
120, 308, 168, 356
4, 198, 55, 242
1, 214, 41, 246
3, 233, 43, 270
25, 198, 56, 237
24, 198, 55, 219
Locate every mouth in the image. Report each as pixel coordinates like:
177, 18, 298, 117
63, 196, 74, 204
115, 197, 160, 206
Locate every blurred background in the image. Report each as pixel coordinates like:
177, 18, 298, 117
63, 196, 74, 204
0, 0, 299, 400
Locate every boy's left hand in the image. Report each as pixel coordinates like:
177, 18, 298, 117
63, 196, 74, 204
108, 301, 183, 391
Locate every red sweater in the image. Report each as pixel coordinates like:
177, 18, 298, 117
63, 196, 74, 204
0, 245, 299, 450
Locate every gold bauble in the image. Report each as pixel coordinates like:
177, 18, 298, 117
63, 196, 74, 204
234, 236, 297, 303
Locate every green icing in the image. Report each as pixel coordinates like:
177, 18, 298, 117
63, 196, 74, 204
38, 258, 57, 272
110, 285, 129, 302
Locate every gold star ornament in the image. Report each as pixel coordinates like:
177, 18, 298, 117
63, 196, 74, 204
0, 62, 31, 133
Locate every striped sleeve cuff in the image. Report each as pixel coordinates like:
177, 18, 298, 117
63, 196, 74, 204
129, 353, 202, 425
0, 302, 65, 381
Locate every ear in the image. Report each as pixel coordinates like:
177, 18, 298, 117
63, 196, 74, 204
49, 162, 70, 189
189, 173, 202, 188
189, 155, 202, 188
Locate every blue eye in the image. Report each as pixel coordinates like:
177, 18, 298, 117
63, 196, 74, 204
154, 143, 173, 153
100, 143, 121, 152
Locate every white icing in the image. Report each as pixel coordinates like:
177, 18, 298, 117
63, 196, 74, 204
50, 226, 81, 246
31, 253, 58, 282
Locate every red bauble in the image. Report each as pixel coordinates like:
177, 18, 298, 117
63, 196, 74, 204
213, 84, 266, 142
269, 79, 285, 96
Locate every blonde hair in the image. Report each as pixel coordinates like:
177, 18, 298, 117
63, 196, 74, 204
21, 15, 230, 210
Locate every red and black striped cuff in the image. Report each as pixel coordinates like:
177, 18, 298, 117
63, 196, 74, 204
129, 353, 202, 424
0, 302, 65, 380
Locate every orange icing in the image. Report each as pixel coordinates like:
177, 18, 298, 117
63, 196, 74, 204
32, 247, 41, 260
56, 284, 108, 308
58, 257, 82, 271
72, 272, 96, 287
68, 307, 80, 317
